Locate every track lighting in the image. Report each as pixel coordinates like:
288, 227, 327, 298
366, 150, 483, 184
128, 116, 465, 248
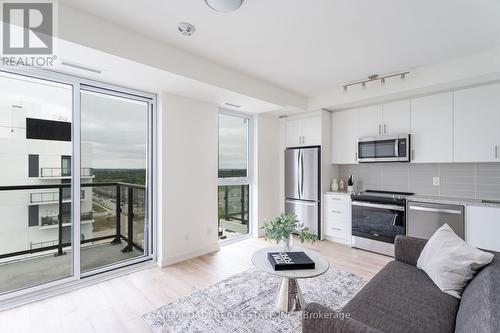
341, 71, 409, 92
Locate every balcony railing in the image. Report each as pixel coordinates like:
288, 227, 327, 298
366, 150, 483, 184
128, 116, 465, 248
30, 190, 85, 204
40, 167, 93, 178
0, 182, 145, 259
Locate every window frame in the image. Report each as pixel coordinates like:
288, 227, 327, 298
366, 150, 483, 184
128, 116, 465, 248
0, 66, 157, 308
217, 109, 253, 242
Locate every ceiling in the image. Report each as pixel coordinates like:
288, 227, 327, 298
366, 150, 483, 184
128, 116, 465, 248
60, 0, 500, 97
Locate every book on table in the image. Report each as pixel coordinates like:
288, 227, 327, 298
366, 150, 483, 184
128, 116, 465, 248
267, 251, 315, 271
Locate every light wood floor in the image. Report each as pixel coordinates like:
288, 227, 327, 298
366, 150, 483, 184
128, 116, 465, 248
0, 238, 391, 333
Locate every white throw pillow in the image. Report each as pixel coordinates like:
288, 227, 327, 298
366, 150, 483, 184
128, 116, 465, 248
417, 223, 494, 299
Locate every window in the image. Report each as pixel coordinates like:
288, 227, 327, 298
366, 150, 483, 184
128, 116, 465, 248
28, 154, 39, 177
61, 155, 71, 176
218, 112, 251, 241
26, 118, 71, 142
218, 114, 248, 178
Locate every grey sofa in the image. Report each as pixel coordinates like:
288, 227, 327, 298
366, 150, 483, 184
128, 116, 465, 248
303, 235, 499, 333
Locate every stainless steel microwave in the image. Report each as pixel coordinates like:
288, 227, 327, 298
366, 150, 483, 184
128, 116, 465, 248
357, 134, 410, 163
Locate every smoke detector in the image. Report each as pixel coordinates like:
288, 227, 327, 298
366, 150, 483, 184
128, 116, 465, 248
177, 22, 196, 36
205, 0, 244, 12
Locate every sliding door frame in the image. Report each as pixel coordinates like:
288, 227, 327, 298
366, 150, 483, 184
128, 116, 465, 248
0, 66, 157, 308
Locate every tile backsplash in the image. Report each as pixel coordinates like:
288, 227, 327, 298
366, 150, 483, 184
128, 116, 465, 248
337, 163, 500, 200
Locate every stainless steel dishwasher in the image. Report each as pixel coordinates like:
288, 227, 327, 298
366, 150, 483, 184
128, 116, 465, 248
407, 201, 465, 239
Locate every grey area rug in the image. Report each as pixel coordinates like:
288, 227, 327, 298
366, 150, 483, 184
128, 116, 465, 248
143, 267, 366, 333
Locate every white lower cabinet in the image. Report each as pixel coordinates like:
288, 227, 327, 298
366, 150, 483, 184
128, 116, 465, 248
323, 193, 351, 244
466, 205, 500, 252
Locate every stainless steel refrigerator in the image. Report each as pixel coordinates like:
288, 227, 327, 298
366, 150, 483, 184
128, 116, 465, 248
285, 147, 320, 237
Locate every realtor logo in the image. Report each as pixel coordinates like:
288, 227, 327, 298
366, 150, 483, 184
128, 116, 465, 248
2, 1, 53, 54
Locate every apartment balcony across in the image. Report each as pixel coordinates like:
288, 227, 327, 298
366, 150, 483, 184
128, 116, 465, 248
39, 167, 94, 179
39, 211, 94, 229
29, 190, 85, 205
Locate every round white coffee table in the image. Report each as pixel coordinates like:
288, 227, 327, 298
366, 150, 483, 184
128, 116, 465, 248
251, 246, 330, 312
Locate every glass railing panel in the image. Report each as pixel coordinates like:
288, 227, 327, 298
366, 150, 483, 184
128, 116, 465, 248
218, 184, 250, 240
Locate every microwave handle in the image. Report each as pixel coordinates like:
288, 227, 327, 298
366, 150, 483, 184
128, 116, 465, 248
395, 139, 399, 157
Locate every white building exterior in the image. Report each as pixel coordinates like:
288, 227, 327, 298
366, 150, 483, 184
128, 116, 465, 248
0, 96, 94, 257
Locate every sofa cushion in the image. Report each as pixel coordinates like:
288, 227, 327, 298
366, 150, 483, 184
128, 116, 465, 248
455, 250, 500, 333
416, 224, 494, 299
342, 261, 459, 333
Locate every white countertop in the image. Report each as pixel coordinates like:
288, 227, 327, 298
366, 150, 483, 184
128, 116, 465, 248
324, 191, 352, 196
408, 194, 500, 208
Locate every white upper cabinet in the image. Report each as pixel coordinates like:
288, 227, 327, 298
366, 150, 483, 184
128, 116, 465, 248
285, 114, 322, 147
332, 110, 358, 164
454, 83, 500, 162
285, 118, 302, 147
357, 105, 383, 137
411, 92, 453, 163
301, 115, 322, 146
382, 100, 410, 134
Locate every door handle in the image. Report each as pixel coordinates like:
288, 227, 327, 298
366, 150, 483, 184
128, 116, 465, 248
300, 150, 304, 197
408, 205, 462, 215
285, 199, 317, 206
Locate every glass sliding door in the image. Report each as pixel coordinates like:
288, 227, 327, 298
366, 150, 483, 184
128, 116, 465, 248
218, 112, 251, 241
80, 87, 151, 273
0, 71, 74, 294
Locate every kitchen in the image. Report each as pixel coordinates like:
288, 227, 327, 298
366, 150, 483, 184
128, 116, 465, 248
283, 81, 500, 256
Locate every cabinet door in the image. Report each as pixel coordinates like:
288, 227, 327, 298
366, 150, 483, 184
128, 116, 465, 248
382, 100, 410, 134
357, 105, 383, 137
285, 118, 302, 147
411, 92, 453, 163
332, 111, 358, 164
454, 84, 500, 162
301, 115, 322, 146
467, 206, 500, 252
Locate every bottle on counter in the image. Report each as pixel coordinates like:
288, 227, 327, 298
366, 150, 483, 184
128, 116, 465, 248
331, 178, 339, 192
339, 179, 345, 191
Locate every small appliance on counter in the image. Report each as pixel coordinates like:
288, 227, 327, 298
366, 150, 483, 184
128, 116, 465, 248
351, 190, 413, 256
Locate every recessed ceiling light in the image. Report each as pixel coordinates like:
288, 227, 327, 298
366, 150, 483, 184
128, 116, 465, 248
177, 22, 196, 36
205, 0, 244, 12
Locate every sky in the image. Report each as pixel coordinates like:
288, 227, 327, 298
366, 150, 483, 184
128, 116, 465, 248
0, 72, 148, 170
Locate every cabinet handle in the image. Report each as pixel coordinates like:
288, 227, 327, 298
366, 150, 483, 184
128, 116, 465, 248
330, 210, 342, 214
378, 124, 381, 134
495, 145, 499, 159
299, 136, 302, 144
330, 227, 342, 231
384, 124, 387, 134
302, 136, 305, 144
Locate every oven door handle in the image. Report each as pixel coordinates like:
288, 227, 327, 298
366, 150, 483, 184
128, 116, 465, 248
352, 201, 405, 211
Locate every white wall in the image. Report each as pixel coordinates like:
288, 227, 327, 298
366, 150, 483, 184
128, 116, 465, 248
158, 93, 219, 266
253, 113, 282, 237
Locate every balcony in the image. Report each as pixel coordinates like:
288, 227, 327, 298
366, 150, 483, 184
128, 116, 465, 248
218, 185, 249, 241
39, 167, 94, 179
29, 189, 85, 205
0, 182, 147, 294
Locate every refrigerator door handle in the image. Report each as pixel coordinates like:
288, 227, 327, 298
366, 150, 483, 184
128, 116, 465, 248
297, 150, 301, 199
285, 199, 317, 206
300, 150, 305, 198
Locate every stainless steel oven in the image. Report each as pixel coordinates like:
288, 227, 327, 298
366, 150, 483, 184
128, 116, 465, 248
357, 134, 410, 163
351, 190, 413, 256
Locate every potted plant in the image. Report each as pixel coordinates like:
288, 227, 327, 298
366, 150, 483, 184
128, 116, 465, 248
262, 213, 317, 251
